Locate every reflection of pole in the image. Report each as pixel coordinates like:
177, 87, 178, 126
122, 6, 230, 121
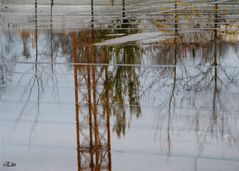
90, 1, 100, 166
35, 0, 38, 63
74, 3, 112, 166
73, 33, 81, 171
75, 34, 112, 170
214, 0, 218, 36
85, 31, 94, 170
50, 2, 53, 71
174, 0, 178, 36
122, 0, 125, 19
122, 0, 128, 24
105, 47, 112, 171
91, 39, 100, 171
51, 0, 54, 6
35, 0, 38, 78
91, 0, 94, 30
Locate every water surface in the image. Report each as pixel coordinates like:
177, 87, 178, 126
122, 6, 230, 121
1, 1, 239, 171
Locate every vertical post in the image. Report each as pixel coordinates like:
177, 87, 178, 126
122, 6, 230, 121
174, 0, 178, 36
91, 0, 94, 31
122, 0, 127, 24
35, 0, 38, 70
174, 0, 178, 65
73, 32, 81, 171
34, 0, 40, 115
104, 47, 112, 171
122, 0, 125, 19
85, 30, 94, 170
89, 26, 100, 171
214, 0, 219, 36
90, 1, 99, 169
50, 1, 53, 72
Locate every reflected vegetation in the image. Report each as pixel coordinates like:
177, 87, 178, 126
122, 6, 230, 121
1, 0, 239, 170
1, 31, 239, 169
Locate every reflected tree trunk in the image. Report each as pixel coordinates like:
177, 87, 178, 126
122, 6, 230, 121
22, 32, 30, 58
167, 40, 177, 156
0, 64, 4, 84
211, 36, 221, 135
28, 0, 41, 147
166, 0, 179, 156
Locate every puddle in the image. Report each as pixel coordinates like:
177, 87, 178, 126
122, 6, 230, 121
1, 1, 239, 171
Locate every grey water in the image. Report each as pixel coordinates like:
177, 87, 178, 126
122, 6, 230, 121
1, 1, 239, 171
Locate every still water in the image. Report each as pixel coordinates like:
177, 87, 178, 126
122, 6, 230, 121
1, 0, 239, 171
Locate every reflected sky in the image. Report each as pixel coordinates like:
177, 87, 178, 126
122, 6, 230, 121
1, 1, 239, 171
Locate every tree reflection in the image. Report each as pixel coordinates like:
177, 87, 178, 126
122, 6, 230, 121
1, 1, 239, 167
107, 45, 142, 137
147, 30, 239, 156
21, 32, 30, 58
0, 31, 16, 96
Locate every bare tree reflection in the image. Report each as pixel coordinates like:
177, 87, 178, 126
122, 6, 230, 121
148, 32, 239, 157
9, 0, 44, 147
0, 31, 16, 97
1, 1, 239, 168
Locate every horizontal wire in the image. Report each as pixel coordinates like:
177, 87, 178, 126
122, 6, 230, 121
0, 83, 239, 97
2, 0, 239, 16
3, 27, 239, 32
6, 20, 239, 27
120, 0, 236, 13
1, 62, 239, 76
2, 11, 239, 16
5, 12, 239, 19
1, 99, 238, 113
3, 2, 239, 6
1, 61, 239, 68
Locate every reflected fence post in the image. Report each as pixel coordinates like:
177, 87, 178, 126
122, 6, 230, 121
90, 1, 100, 169
85, 30, 94, 170
104, 46, 112, 171
50, 0, 53, 71
34, 0, 38, 76
73, 32, 81, 171
214, 0, 218, 36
